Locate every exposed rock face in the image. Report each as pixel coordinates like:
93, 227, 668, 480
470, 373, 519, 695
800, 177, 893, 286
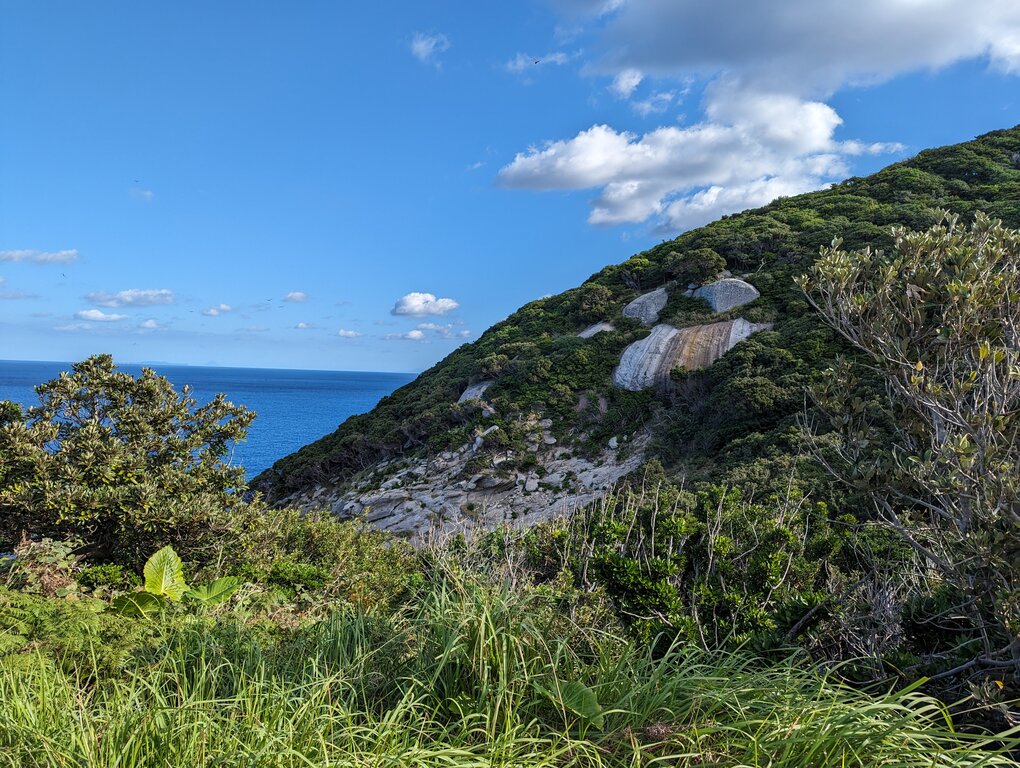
578, 321, 615, 338
458, 380, 494, 403
622, 287, 668, 326
613, 319, 773, 391
693, 278, 760, 313
278, 426, 651, 541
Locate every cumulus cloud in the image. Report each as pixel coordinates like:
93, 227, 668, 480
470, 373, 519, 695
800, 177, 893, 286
0, 249, 78, 264
284, 291, 307, 303
499, 84, 903, 230
87, 288, 174, 307
399, 329, 426, 341
500, 0, 1018, 231
337, 328, 362, 338
295, 322, 315, 330
75, 309, 126, 322
410, 32, 450, 66
391, 291, 460, 317
139, 319, 160, 330
202, 303, 232, 317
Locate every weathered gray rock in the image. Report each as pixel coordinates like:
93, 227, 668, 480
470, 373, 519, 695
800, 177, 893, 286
458, 380, 494, 403
608, 436, 619, 449
613, 318, 773, 391
622, 287, 668, 326
578, 321, 615, 338
693, 278, 760, 313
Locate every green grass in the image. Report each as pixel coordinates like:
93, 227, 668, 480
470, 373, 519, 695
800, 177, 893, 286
2, 571, 1017, 767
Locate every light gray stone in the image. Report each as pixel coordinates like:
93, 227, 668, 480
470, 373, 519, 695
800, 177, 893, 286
458, 380, 494, 403
525, 477, 539, 492
693, 278, 760, 313
608, 436, 619, 449
612, 324, 680, 391
622, 287, 668, 326
578, 321, 615, 338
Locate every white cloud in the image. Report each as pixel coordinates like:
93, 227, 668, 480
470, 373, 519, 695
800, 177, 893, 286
410, 32, 450, 66
609, 68, 643, 98
87, 288, 174, 307
202, 303, 232, 317
0, 290, 33, 300
295, 322, 315, 330
0, 248, 78, 264
55, 322, 93, 332
499, 84, 902, 230
632, 90, 674, 116
391, 291, 460, 316
284, 291, 307, 303
139, 319, 160, 330
501, 0, 1018, 231
505, 51, 572, 73
75, 309, 126, 322
400, 329, 426, 341
417, 322, 472, 340
337, 328, 362, 338
130, 188, 155, 202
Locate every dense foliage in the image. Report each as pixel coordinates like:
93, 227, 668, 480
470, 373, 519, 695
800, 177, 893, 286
0, 355, 254, 564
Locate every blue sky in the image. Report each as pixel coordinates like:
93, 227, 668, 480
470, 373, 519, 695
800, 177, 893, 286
2, 1, 1019, 372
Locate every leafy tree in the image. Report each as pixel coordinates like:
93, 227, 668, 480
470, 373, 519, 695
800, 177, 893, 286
664, 247, 726, 287
799, 212, 1020, 662
0, 355, 254, 564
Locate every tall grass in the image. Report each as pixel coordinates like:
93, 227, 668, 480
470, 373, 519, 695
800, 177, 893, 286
1, 572, 1017, 767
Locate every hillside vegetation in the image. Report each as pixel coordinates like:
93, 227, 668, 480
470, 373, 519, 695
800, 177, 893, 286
254, 127, 1020, 511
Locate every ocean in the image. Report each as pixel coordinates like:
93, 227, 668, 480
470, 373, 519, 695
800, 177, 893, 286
0, 360, 416, 479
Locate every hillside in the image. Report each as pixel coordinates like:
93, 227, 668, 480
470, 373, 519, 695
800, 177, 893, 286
253, 126, 1020, 536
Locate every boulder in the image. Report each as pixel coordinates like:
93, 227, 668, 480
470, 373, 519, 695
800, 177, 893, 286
458, 380, 494, 403
578, 321, 615, 338
693, 278, 760, 313
613, 319, 773, 391
622, 287, 668, 326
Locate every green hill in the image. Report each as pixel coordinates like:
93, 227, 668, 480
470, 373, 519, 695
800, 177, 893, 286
253, 126, 1020, 527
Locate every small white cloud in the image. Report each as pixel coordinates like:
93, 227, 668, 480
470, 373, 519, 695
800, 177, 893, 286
337, 328, 362, 338
139, 319, 160, 330
0, 248, 78, 264
237, 326, 269, 333
202, 303, 232, 317
87, 288, 174, 307
505, 51, 572, 73
609, 68, 643, 98
410, 32, 450, 66
0, 290, 34, 300
391, 291, 460, 317
632, 91, 675, 116
130, 188, 155, 202
416, 322, 472, 340
75, 308, 126, 322
295, 322, 315, 330
400, 329, 426, 341
55, 322, 93, 332
468, 161, 486, 170
284, 291, 308, 303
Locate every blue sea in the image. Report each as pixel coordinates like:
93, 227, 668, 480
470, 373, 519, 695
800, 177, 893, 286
0, 360, 416, 479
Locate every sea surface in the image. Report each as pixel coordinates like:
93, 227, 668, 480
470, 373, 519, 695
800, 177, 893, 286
0, 360, 416, 479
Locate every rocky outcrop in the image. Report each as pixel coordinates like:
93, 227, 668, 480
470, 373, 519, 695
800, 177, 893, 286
279, 423, 651, 541
578, 321, 615, 338
613, 318, 773, 391
622, 287, 668, 326
693, 278, 760, 313
458, 380, 494, 403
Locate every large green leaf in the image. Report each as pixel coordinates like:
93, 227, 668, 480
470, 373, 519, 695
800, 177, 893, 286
186, 576, 241, 606
143, 546, 188, 601
535, 679, 604, 730
112, 591, 165, 618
